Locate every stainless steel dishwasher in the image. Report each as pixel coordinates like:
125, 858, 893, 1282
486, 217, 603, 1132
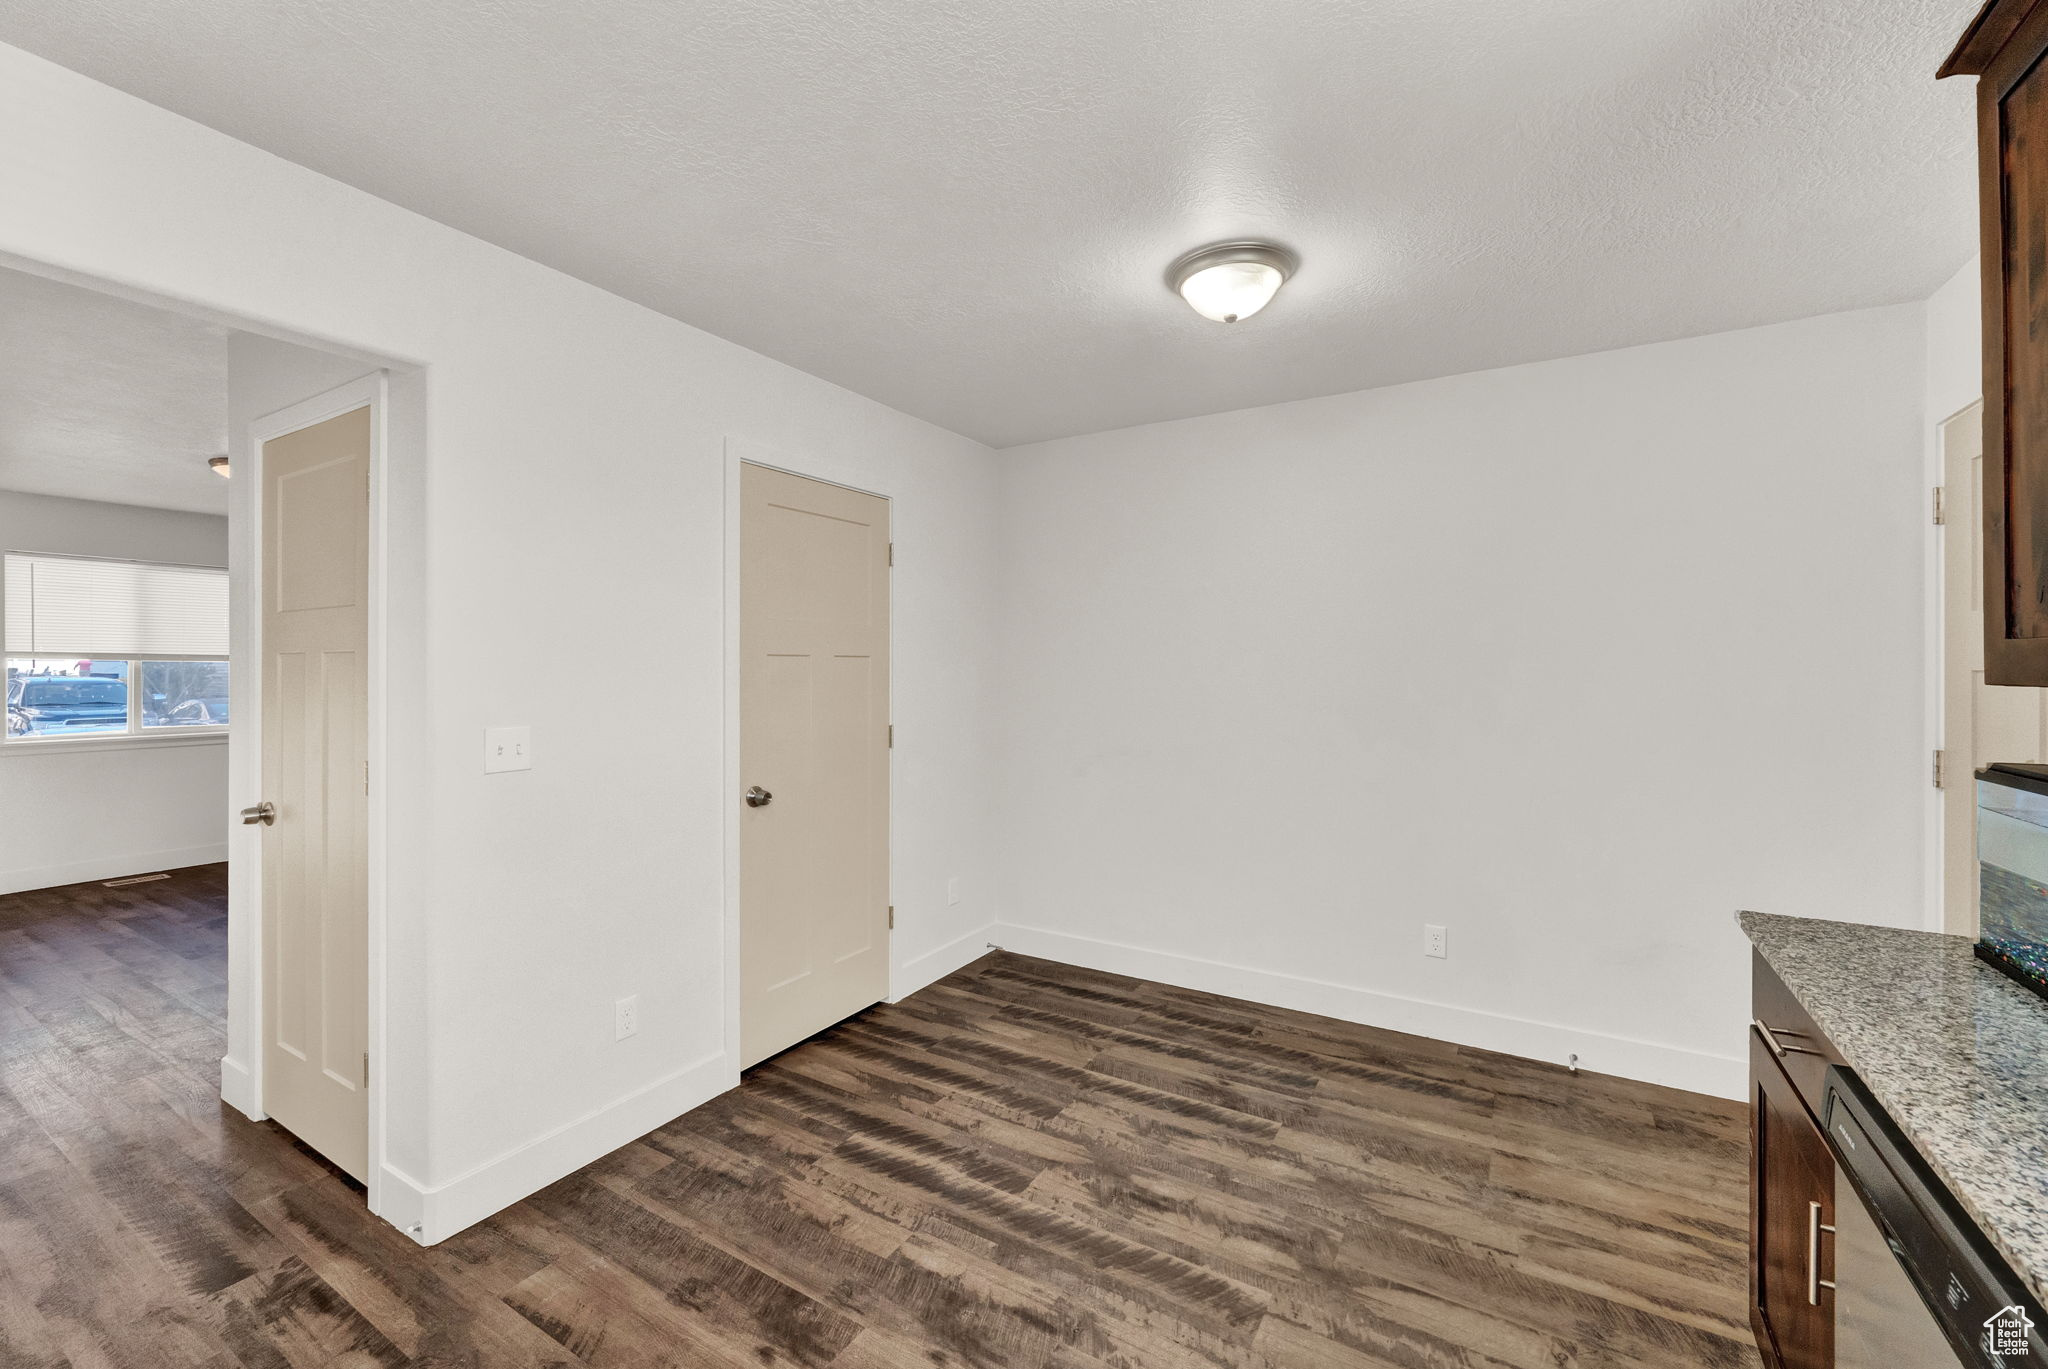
1823, 1066, 2045, 1368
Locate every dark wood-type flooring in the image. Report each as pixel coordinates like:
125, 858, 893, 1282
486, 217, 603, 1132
0, 865, 1760, 1368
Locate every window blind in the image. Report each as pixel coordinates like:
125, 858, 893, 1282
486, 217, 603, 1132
3, 553, 228, 657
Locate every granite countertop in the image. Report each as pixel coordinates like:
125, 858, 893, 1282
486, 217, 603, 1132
1740, 910, 2048, 1303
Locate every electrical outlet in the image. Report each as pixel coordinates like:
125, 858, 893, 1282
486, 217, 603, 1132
614, 995, 638, 1040
1423, 924, 1447, 959
484, 725, 532, 773
947, 877, 961, 906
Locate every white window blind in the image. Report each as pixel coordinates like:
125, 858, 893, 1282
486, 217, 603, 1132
3, 553, 228, 657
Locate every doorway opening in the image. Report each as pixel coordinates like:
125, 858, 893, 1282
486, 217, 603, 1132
0, 260, 407, 1216
1939, 399, 2048, 936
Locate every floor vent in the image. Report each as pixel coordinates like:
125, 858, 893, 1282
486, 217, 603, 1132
102, 872, 171, 887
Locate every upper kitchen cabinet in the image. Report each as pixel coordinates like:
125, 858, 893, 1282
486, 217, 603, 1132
1947, 2, 2048, 684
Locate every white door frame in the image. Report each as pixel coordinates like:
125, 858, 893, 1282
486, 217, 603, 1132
226, 372, 392, 1216
721, 438, 896, 1076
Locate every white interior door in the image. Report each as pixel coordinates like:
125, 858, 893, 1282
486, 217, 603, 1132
740, 463, 890, 1068
259, 404, 370, 1180
1944, 401, 2048, 935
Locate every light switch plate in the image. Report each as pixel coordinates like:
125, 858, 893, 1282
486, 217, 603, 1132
484, 725, 532, 773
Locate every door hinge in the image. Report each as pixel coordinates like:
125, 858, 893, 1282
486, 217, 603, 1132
1933, 486, 1947, 526
364, 760, 370, 795
362, 1052, 369, 1087
887, 542, 894, 567
888, 724, 894, 748
887, 905, 895, 930
1934, 748, 1948, 790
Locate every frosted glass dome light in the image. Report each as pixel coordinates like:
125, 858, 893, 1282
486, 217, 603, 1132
1169, 242, 1297, 323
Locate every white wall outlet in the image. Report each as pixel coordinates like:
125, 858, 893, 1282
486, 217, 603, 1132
484, 725, 532, 774
1423, 924, 1448, 959
947, 877, 961, 906
614, 995, 638, 1040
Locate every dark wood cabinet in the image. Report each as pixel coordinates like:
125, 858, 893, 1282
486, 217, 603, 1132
1750, 954, 1843, 1369
1751, 1028, 1835, 1369
1944, 2, 2048, 684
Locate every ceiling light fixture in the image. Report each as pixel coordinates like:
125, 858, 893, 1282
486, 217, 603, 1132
1168, 241, 1298, 323
208, 456, 231, 478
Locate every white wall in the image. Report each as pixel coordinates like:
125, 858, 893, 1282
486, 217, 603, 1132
1926, 258, 1983, 426
996, 305, 1931, 1099
0, 42, 1002, 1239
0, 489, 230, 893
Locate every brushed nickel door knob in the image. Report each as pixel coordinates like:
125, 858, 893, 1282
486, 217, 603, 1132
744, 786, 773, 808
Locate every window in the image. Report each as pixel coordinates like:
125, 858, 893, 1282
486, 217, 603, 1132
4, 553, 228, 744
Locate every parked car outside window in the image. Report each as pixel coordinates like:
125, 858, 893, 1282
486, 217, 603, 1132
7, 672, 130, 736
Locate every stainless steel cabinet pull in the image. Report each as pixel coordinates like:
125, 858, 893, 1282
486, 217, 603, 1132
744, 786, 773, 808
1808, 1199, 1837, 1305
1753, 1018, 1825, 1058
240, 801, 276, 826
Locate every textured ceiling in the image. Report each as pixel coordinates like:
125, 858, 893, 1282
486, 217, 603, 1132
0, 268, 229, 515
0, 0, 1984, 447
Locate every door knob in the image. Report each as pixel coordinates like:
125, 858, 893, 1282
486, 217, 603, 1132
744, 786, 773, 808
240, 801, 276, 826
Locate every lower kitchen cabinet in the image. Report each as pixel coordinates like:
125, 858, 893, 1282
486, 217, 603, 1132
1750, 951, 1846, 1369
1751, 1028, 1834, 1368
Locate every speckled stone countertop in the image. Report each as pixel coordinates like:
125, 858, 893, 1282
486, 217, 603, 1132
1740, 910, 2048, 1303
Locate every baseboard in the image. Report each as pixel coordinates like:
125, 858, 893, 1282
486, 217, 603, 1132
995, 924, 1746, 1100
377, 1050, 734, 1244
0, 843, 227, 897
892, 920, 999, 1001
218, 1054, 263, 1121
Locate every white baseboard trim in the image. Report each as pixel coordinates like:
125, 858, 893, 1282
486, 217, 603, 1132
995, 924, 1746, 1101
0, 843, 227, 897
219, 1054, 263, 1121
374, 1162, 430, 1244
379, 1050, 734, 1244
892, 920, 999, 1001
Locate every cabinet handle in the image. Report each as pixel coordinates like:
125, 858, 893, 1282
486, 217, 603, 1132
1808, 1200, 1837, 1305
1753, 1018, 1826, 1058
